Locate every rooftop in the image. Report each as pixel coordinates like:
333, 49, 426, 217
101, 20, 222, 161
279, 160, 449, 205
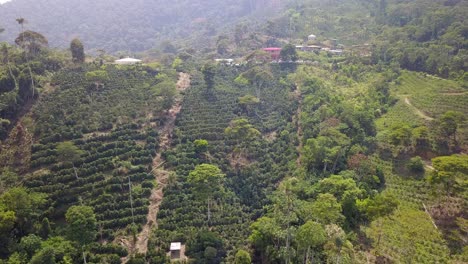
170, 242, 181, 251
115, 57, 142, 62
263, 47, 282, 51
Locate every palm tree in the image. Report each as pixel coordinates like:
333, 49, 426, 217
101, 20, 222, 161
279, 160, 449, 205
16, 18, 26, 48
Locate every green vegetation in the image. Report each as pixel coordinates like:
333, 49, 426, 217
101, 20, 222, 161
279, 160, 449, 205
0, 0, 467, 263
0, 0, 288, 52
145, 64, 298, 262
0, 38, 179, 261
362, 206, 452, 263
70, 38, 85, 64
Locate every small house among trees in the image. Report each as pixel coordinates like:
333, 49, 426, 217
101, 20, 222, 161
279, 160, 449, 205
114, 57, 142, 65
262, 47, 282, 60
170, 242, 181, 259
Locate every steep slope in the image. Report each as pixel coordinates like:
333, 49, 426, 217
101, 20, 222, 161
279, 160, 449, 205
134, 72, 190, 255
144, 65, 298, 262
0, 64, 182, 262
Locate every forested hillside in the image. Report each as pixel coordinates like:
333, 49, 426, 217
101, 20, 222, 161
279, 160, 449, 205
250, 0, 467, 80
0, 0, 467, 263
0, 0, 285, 52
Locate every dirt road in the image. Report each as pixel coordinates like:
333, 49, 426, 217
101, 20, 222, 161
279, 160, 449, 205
117, 72, 190, 260
134, 72, 191, 255
404, 97, 434, 121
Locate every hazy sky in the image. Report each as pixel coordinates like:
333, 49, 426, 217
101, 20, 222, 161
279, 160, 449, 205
0, 0, 12, 4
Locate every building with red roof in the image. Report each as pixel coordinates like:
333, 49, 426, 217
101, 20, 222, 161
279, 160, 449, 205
263, 47, 282, 60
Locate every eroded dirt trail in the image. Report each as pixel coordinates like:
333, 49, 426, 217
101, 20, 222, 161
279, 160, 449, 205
120, 72, 190, 258
404, 97, 434, 121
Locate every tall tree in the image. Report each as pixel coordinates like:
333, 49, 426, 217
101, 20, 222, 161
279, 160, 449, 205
187, 164, 225, 224
302, 128, 350, 174
202, 63, 216, 91
0, 187, 47, 235
435, 111, 464, 149
225, 118, 260, 145
296, 221, 326, 264
238, 94, 260, 115
14, 19, 48, 99
19, 234, 42, 259
65, 205, 97, 245
301, 193, 345, 225
85, 70, 109, 89
234, 249, 251, 264
14, 30, 48, 56
249, 216, 282, 263
0, 209, 15, 257
152, 80, 176, 110
225, 118, 260, 158
427, 154, 468, 195
29, 247, 56, 264
357, 193, 398, 248
280, 44, 298, 62
272, 178, 300, 264
323, 224, 354, 264
70, 38, 85, 63
0, 44, 19, 91
65, 205, 97, 263
56, 141, 82, 165
56, 141, 83, 179
194, 139, 209, 155
15, 18, 25, 37
39, 217, 52, 239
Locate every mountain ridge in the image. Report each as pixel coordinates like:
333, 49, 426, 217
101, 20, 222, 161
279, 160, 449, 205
0, 0, 286, 52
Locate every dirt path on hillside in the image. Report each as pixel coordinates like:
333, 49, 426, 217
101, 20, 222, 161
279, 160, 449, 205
118, 73, 190, 261
404, 97, 434, 121
441, 92, 468, 96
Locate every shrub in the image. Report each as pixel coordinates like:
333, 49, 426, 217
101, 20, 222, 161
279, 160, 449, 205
407, 156, 425, 173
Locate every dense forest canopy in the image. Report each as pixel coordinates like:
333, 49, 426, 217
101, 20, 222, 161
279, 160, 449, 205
0, 0, 467, 263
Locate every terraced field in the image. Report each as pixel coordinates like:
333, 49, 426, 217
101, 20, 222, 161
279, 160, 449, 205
376, 100, 424, 132
370, 156, 434, 208
362, 205, 451, 263
395, 72, 467, 118
377, 71, 468, 150
147, 66, 299, 262
19, 65, 178, 261
378, 72, 467, 128
27, 125, 156, 236
369, 70, 468, 263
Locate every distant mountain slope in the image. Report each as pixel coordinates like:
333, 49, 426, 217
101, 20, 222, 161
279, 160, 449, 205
0, 0, 285, 52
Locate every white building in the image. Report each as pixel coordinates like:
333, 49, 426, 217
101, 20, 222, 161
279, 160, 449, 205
308, 34, 317, 41
170, 242, 181, 259
329, 49, 344, 55
215, 59, 234, 65
115, 57, 142, 65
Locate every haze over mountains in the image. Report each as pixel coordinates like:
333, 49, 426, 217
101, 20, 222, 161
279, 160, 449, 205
0, 0, 467, 263
0, 0, 284, 52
